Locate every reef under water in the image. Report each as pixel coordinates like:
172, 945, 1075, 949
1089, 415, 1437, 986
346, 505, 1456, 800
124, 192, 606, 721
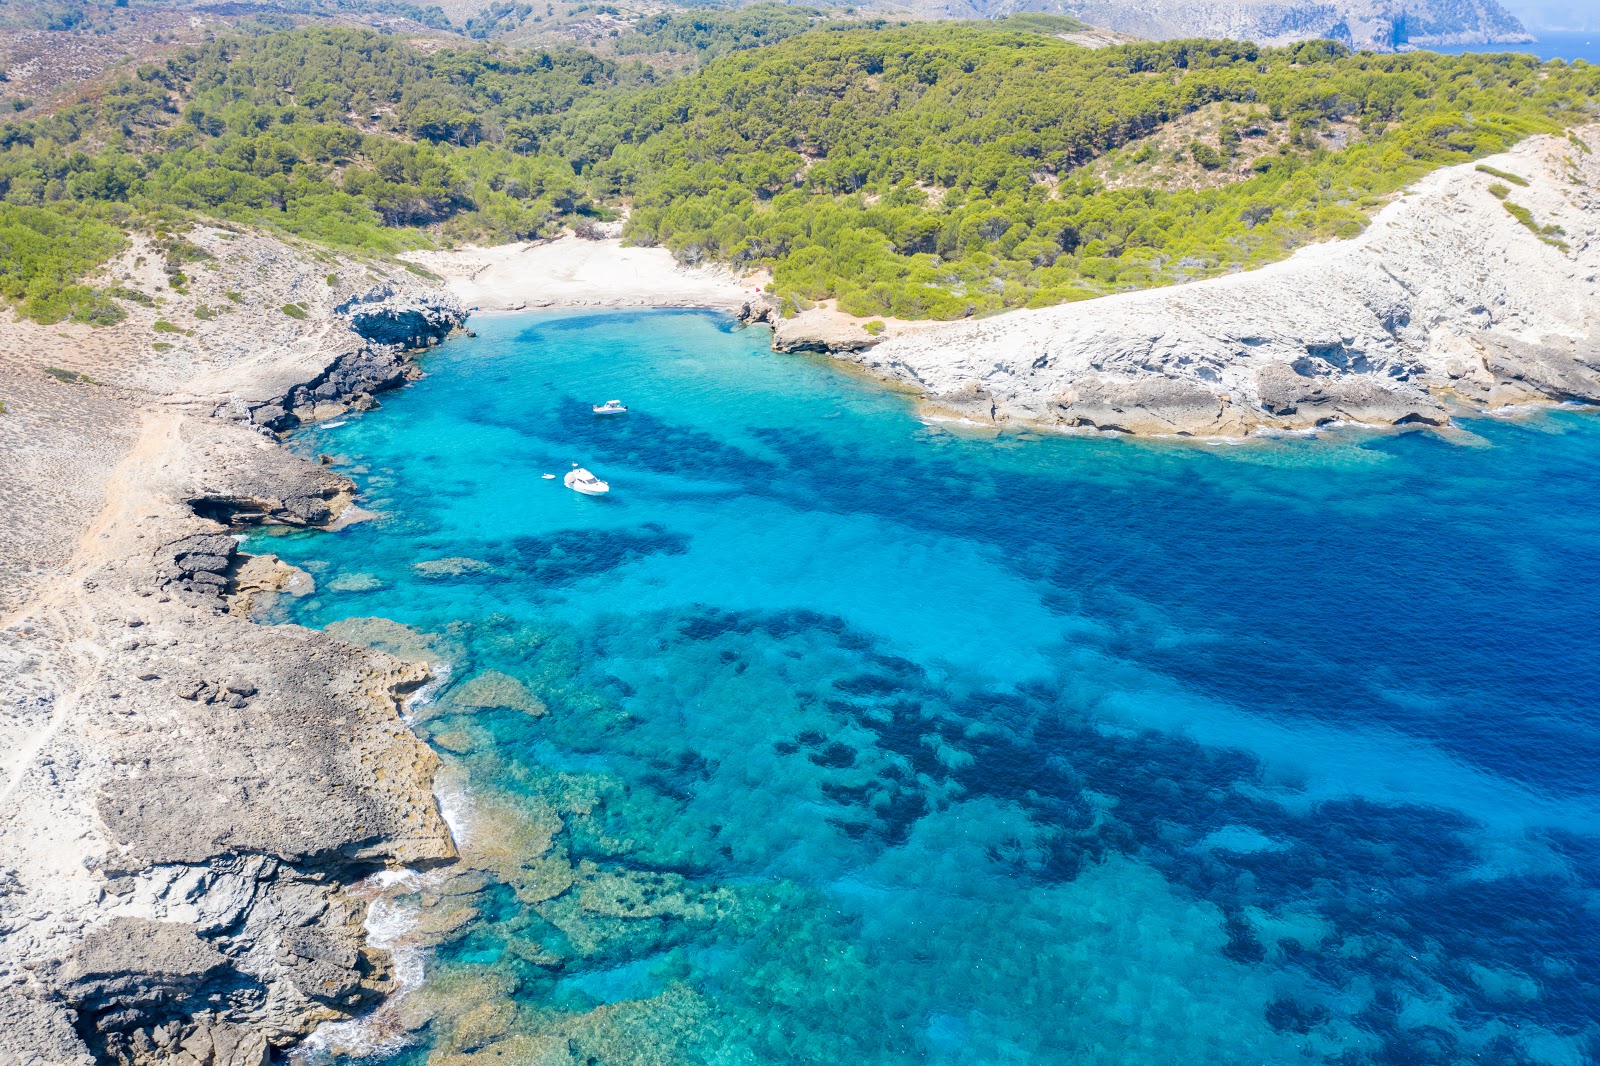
259, 310, 1600, 1066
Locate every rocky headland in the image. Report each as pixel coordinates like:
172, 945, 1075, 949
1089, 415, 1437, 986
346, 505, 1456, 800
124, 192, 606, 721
0, 227, 466, 1064
834, 127, 1600, 437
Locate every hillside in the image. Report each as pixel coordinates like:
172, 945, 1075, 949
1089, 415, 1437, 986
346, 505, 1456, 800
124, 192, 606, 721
846, 128, 1600, 434
2, 20, 1597, 332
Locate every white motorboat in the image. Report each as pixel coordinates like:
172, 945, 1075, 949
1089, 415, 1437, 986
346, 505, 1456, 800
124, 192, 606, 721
541, 473, 556, 479
563, 465, 610, 496
593, 400, 628, 415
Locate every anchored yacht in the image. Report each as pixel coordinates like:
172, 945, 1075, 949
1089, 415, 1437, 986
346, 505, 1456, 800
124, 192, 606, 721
563, 465, 610, 496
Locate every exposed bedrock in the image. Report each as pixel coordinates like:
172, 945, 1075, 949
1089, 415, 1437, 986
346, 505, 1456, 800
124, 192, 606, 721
340, 296, 463, 351
918, 0, 1530, 51
182, 419, 356, 528
1, 413, 455, 1065
238, 287, 467, 432
1, 230, 467, 1065
846, 128, 1600, 437
768, 306, 886, 354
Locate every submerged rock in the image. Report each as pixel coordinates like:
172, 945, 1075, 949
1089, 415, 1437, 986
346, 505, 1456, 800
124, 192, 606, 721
325, 616, 457, 666
448, 670, 546, 717
414, 556, 495, 578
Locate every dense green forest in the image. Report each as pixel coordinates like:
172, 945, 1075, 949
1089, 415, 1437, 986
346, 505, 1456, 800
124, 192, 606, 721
2, 11, 1597, 324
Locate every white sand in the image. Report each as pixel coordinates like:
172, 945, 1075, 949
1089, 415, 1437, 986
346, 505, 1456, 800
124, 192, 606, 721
401, 237, 769, 313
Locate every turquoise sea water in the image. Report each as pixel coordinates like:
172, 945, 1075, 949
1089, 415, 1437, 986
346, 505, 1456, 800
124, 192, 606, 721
262, 310, 1600, 1065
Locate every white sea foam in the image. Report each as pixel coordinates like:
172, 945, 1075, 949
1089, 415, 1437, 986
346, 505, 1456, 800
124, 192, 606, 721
289, 868, 448, 1063
403, 661, 452, 720
434, 780, 477, 849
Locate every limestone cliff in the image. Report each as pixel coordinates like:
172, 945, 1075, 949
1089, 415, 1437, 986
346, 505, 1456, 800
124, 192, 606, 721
839, 127, 1600, 437
894, 0, 1530, 51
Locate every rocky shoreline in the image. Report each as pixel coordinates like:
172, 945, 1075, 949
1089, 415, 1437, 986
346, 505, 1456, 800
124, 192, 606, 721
829, 127, 1600, 437
6, 125, 1600, 1065
0, 229, 468, 1065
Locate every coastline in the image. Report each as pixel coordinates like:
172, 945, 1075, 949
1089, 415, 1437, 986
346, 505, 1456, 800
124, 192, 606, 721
837, 126, 1600, 438
5, 125, 1600, 1061
0, 229, 466, 1062
399, 238, 770, 314
409, 130, 1600, 445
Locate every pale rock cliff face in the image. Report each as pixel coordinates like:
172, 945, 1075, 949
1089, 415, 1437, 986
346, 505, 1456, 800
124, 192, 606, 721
0, 229, 466, 1064
841, 127, 1600, 437
900, 0, 1529, 50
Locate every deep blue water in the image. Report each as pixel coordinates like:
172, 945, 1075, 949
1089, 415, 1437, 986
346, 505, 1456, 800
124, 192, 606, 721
1420, 30, 1600, 63
264, 310, 1600, 1065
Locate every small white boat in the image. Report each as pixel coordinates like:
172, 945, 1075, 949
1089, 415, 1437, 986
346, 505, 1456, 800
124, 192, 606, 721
321, 420, 348, 429
563, 465, 610, 496
541, 473, 556, 480
592, 400, 628, 415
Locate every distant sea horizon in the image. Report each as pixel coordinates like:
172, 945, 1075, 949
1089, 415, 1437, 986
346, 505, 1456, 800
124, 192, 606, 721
1416, 29, 1600, 63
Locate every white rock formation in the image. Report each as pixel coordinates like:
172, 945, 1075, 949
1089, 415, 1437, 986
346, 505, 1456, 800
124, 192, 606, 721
844, 127, 1600, 436
0, 228, 462, 1064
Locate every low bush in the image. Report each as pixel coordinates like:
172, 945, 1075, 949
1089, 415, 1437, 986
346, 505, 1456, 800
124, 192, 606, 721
22, 285, 125, 326
1475, 164, 1530, 186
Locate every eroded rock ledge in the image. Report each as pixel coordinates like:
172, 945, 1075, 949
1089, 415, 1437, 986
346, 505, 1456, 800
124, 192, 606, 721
837, 127, 1600, 437
0, 231, 464, 1065
233, 287, 467, 433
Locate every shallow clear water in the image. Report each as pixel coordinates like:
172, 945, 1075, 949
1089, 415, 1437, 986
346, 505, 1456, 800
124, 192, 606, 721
262, 310, 1600, 1065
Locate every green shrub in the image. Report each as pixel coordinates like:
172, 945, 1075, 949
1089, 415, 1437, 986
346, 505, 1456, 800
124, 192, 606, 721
862, 319, 885, 336
0, 205, 127, 321
1502, 200, 1570, 251
1487, 182, 1510, 199
1475, 164, 1530, 186
161, 238, 212, 282
22, 285, 126, 326
43, 367, 97, 384
281, 303, 308, 319
152, 319, 181, 332
108, 285, 155, 306
1190, 141, 1226, 170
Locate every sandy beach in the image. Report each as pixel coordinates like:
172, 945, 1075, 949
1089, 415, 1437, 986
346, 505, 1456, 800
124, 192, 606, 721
401, 237, 771, 313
